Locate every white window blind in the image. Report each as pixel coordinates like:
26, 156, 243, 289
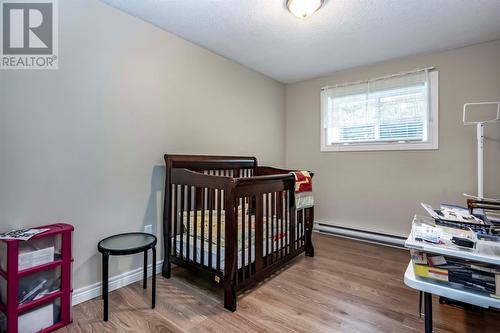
321, 69, 438, 151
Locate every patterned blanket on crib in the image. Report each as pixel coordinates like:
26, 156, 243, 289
292, 171, 314, 210
180, 209, 284, 252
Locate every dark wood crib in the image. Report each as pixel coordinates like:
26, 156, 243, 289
162, 154, 314, 311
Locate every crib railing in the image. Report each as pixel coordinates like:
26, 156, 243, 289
166, 169, 304, 266
230, 175, 304, 290
170, 185, 227, 271
233, 190, 295, 284
166, 171, 299, 262
166, 170, 231, 275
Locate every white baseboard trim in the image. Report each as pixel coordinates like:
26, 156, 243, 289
314, 222, 406, 248
72, 260, 163, 306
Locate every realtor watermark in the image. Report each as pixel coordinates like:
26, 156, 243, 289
1, 0, 58, 69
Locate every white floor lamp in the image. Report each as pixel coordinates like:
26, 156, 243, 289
463, 102, 500, 200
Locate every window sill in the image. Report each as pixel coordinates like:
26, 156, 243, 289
321, 141, 439, 152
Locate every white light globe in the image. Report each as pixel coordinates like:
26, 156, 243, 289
286, 0, 324, 19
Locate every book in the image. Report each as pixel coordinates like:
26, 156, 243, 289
414, 264, 449, 282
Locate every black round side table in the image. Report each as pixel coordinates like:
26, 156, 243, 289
97, 232, 157, 321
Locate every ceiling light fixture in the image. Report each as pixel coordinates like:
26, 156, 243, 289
286, 0, 324, 19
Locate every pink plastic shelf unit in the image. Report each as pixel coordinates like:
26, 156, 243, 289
0, 223, 74, 333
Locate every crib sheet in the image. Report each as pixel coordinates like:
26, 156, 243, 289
174, 234, 289, 270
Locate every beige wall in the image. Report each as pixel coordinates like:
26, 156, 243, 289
285, 40, 500, 237
0, 0, 285, 289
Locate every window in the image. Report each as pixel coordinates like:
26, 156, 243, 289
321, 69, 438, 151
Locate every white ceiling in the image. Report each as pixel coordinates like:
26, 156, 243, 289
103, 0, 500, 83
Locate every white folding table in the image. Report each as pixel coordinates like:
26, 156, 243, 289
404, 234, 500, 332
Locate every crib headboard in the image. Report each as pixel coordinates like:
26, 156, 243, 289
164, 154, 257, 177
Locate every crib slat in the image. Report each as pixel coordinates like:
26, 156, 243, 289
297, 209, 300, 249
179, 185, 185, 259
285, 191, 289, 256
200, 188, 205, 267
295, 209, 299, 250
241, 197, 246, 276
173, 184, 178, 257
278, 193, 281, 259
280, 191, 284, 259
305, 207, 313, 255
255, 194, 263, 272
216, 189, 222, 272
271, 192, 276, 264
208, 188, 213, 269
193, 187, 198, 263
289, 189, 296, 256
302, 209, 306, 245
247, 196, 252, 277
300, 209, 304, 248
277, 192, 281, 261
186, 186, 191, 261
265, 193, 269, 266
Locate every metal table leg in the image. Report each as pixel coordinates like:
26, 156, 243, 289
143, 250, 148, 289
152, 246, 156, 309
102, 252, 109, 321
424, 292, 433, 333
419, 291, 423, 318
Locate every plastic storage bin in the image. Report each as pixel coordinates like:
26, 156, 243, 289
18, 298, 60, 333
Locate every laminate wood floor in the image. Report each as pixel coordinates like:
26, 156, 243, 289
60, 234, 500, 333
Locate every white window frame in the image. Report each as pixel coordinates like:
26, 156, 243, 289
320, 70, 439, 152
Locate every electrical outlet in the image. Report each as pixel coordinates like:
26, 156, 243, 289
144, 224, 153, 234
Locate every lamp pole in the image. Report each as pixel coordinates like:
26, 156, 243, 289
477, 122, 484, 199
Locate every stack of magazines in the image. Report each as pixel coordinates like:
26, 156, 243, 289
411, 250, 499, 298
421, 203, 492, 233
